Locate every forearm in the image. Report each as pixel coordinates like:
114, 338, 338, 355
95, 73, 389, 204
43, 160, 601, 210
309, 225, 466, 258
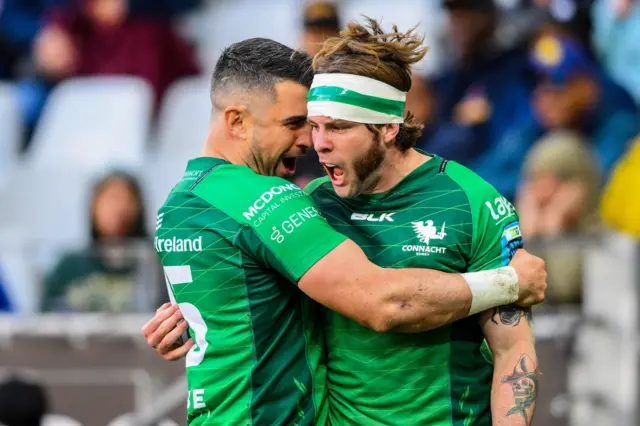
380, 267, 518, 333
491, 346, 539, 426
380, 268, 473, 332
300, 240, 522, 333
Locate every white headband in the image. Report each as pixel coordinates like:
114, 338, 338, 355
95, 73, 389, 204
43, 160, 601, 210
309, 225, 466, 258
307, 73, 407, 124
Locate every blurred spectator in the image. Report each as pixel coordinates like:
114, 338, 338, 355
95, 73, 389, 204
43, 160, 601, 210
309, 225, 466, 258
418, 0, 539, 200
592, 0, 640, 104
518, 130, 601, 238
0, 0, 199, 80
300, 1, 340, 57
601, 135, 640, 238
20, 0, 200, 137
534, 0, 595, 53
517, 130, 601, 303
0, 375, 49, 426
41, 171, 163, 313
36, 0, 200, 101
0, 0, 70, 80
529, 30, 639, 178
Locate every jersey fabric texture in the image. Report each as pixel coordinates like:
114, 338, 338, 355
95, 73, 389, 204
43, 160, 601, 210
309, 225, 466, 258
155, 157, 347, 426
305, 153, 524, 426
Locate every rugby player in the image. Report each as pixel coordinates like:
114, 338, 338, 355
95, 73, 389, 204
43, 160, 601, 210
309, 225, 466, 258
143, 34, 546, 425
301, 19, 539, 425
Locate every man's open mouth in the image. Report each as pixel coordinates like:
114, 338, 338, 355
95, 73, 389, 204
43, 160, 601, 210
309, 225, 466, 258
282, 157, 297, 175
322, 163, 345, 186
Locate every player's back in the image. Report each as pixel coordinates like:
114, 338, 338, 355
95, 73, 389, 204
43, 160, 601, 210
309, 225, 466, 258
306, 153, 523, 426
156, 157, 331, 426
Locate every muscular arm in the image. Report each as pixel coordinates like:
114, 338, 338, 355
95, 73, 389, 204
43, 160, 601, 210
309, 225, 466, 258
144, 241, 544, 359
299, 239, 473, 333
298, 239, 538, 333
480, 305, 538, 426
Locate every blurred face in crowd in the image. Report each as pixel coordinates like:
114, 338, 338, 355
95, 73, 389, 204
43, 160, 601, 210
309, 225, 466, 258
243, 81, 312, 178
87, 0, 128, 27
448, 9, 496, 60
533, 75, 599, 129
309, 116, 400, 198
526, 170, 561, 207
93, 176, 142, 240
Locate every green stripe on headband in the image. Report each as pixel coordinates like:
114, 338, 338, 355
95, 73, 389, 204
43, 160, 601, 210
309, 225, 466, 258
308, 86, 405, 118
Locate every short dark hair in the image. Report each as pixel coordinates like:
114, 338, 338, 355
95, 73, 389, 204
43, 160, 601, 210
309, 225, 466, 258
211, 38, 313, 104
0, 376, 48, 426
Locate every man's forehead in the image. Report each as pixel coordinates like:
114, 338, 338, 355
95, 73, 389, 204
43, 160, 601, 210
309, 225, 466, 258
272, 81, 307, 107
308, 117, 355, 125
262, 81, 308, 121
274, 80, 309, 101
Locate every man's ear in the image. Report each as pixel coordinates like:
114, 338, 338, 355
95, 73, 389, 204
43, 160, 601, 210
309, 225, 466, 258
381, 123, 400, 144
223, 106, 252, 140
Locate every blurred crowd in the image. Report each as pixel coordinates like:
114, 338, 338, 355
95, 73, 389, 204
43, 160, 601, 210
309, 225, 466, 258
0, 0, 639, 317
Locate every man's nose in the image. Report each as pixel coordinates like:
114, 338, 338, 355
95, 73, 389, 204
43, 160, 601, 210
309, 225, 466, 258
296, 126, 313, 150
312, 127, 333, 153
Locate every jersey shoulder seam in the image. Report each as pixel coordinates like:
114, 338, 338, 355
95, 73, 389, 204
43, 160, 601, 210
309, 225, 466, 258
440, 162, 476, 261
166, 187, 246, 239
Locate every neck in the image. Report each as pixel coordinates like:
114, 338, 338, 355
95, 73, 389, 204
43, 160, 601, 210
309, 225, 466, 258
200, 120, 255, 171
367, 148, 430, 194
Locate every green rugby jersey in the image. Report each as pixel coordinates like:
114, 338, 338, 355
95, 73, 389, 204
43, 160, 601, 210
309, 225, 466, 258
155, 157, 347, 425
306, 153, 524, 426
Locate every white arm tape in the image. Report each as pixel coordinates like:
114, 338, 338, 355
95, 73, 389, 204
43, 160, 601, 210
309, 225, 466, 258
461, 266, 519, 316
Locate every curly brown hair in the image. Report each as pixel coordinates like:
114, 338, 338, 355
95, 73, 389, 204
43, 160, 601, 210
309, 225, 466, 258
312, 17, 428, 152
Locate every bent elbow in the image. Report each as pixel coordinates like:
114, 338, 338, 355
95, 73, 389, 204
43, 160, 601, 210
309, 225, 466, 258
369, 316, 393, 333
370, 301, 446, 333
365, 303, 402, 333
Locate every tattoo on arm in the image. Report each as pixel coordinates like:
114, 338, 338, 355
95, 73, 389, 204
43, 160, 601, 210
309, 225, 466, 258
502, 354, 537, 426
491, 305, 532, 327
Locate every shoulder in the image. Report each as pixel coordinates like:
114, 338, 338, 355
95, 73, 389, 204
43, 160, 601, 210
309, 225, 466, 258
192, 165, 303, 207
443, 160, 517, 221
191, 166, 315, 227
443, 161, 502, 199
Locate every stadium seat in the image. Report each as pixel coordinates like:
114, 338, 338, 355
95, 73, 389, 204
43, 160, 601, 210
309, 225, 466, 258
42, 414, 84, 426
0, 228, 39, 314
153, 76, 211, 166
191, 0, 300, 74
0, 167, 94, 273
26, 77, 153, 174
107, 415, 178, 426
147, 77, 210, 233
142, 160, 187, 235
0, 83, 22, 185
